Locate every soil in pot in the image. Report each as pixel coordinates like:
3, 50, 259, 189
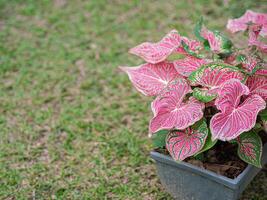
155, 131, 267, 179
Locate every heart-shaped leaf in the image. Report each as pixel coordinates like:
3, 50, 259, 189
188, 64, 245, 102
129, 30, 182, 64
173, 56, 208, 77
166, 119, 208, 161
195, 19, 232, 54
210, 79, 266, 141
227, 10, 267, 37
246, 75, 267, 101
149, 79, 204, 133
151, 130, 169, 148
120, 62, 181, 96
237, 131, 262, 168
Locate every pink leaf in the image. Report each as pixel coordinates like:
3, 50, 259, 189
129, 30, 182, 64
149, 80, 204, 133
210, 79, 266, 141
175, 37, 202, 55
120, 62, 181, 96
227, 10, 267, 37
256, 69, 267, 76
188, 64, 245, 100
241, 56, 258, 72
246, 75, 267, 101
248, 28, 267, 53
201, 27, 221, 52
173, 56, 208, 77
166, 120, 208, 161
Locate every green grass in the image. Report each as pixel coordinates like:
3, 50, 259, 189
0, 0, 266, 199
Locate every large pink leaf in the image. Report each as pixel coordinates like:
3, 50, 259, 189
166, 120, 208, 161
210, 79, 266, 141
120, 62, 181, 96
129, 30, 182, 64
246, 75, 267, 100
227, 10, 267, 37
173, 56, 208, 77
149, 80, 204, 133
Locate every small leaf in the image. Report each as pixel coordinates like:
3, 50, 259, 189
193, 87, 217, 103
237, 131, 262, 168
181, 41, 202, 58
151, 130, 169, 148
166, 119, 208, 161
236, 54, 246, 62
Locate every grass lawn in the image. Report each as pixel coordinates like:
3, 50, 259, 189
0, 0, 266, 199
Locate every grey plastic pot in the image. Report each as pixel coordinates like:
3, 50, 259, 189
150, 144, 267, 200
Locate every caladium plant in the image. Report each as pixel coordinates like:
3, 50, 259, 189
120, 10, 267, 168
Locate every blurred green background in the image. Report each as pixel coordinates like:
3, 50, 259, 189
0, 0, 266, 199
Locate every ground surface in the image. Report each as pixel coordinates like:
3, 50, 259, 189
0, 0, 266, 199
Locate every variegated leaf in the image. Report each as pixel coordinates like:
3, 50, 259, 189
166, 119, 208, 161
246, 75, 267, 101
173, 56, 208, 77
210, 79, 266, 141
189, 64, 244, 87
192, 87, 217, 103
129, 30, 182, 64
237, 131, 262, 168
149, 79, 204, 133
201, 28, 232, 54
120, 62, 181, 96
188, 64, 245, 102
227, 10, 267, 37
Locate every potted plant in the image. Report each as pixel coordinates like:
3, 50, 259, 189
120, 10, 267, 200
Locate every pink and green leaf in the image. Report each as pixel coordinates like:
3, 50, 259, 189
195, 18, 232, 54
166, 119, 208, 161
173, 56, 208, 77
227, 10, 267, 37
237, 131, 262, 168
210, 79, 266, 141
246, 75, 267, 101
192, 87, 217, 103
129, 30, 182, 64
188, 64, 245, 87
188, 64, 245, 101
149, 79, 204, 133
120, 62, 181, 96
